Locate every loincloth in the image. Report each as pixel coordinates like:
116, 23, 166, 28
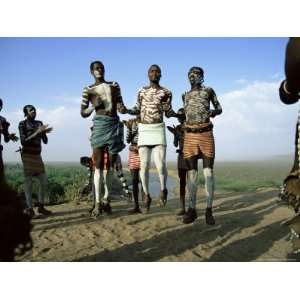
138, 122, 166, 147
183, 123, 215, 159
21, 153, 45, 176
128, 148, 140, 170
91, 115, 125, 154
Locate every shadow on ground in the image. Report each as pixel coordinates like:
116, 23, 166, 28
72, 189, 291, 262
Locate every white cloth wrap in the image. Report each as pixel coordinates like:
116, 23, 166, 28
138, 122, 166, 147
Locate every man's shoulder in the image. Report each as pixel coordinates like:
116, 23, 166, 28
160, 86, 172, 95
106, 81, 120, 88
202, 86, 215, 94
18, 119, 26, 126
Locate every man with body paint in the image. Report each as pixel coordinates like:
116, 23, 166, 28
80, 61, 128, 217
18, 105, 53, 218
128, 65, 178, 212
182, 67, 222, 225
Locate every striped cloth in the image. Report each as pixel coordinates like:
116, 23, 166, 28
183, 124, 215, 159
128, 149, 140, 170
21, 153, 45, 176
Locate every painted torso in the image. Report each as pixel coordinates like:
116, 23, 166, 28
82, 81, 126, 117
183, 86, 222, 125
138, 86, 172, 124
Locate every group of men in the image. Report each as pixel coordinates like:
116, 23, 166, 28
1, 61, 223, 225
80, 61, 222, 224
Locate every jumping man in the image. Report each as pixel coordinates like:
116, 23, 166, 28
128, 64, 178, 212
182, 67, 222, 225
80, 61, 128, 217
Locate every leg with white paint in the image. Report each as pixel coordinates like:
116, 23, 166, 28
138, 146, 152, 212
183, 167, 198, 224
203, 156, 215, 225
92, 167, 103, 217
153, 145, 168, 206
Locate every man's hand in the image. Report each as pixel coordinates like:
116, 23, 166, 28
38, 124, 53, 134
9, 133, 19, 142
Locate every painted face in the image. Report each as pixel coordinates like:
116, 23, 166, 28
188, 68, 204, 85
26, 106, 36, 120
148, 65, 161, 83
92, 63, 105, 79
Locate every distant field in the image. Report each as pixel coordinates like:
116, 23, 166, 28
4, 158, 294, 203
207, 160, 293, 192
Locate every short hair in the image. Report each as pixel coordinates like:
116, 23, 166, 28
148, 64, 161, 73
90, 61, 105, 71
0, 98, 3, 107
188, 66, 204, 77
23, 105, 36, 117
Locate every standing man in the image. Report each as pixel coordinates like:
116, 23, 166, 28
167, 108, 188, 216
182, 67, 222, 225
0, 98, 19, 177
80, 61, 128, 217
18, 105, 53, 218
124, 117, 143, 214
128, 64, 178, 212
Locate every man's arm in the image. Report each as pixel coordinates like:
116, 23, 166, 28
40, 122, 48, 144
279, 38, 300, 104
80, 87, 95, 118
125, 122, 133, 144
127, 91, 141, 115
208, 88, 222, 118
163, 90, 177, 118
18, 121, 29, 146
115, 83, 128, 114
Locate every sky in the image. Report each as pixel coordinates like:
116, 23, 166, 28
0, 37, 297, 162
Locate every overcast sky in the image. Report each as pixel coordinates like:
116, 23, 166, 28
0, 37, 297, 162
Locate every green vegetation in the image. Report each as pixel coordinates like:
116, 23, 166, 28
4, 163, 129, 206
4, 159, 293, 205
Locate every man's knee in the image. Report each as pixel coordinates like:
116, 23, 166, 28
203, 168, 213, 178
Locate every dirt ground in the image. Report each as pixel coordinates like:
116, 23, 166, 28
18, 179, 299, 262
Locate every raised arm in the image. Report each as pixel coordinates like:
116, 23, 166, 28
279, 37, 300, 104
208, 88, 222, 118
162, 90, 177, 118
40, 122, 48, 144
80, 87, 95, 118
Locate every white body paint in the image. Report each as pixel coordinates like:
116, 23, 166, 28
91, 83, 113, 112
187, 167, 214, 209
139, 145, 167, 195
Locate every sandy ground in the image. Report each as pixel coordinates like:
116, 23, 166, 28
19, 176, 297, 262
